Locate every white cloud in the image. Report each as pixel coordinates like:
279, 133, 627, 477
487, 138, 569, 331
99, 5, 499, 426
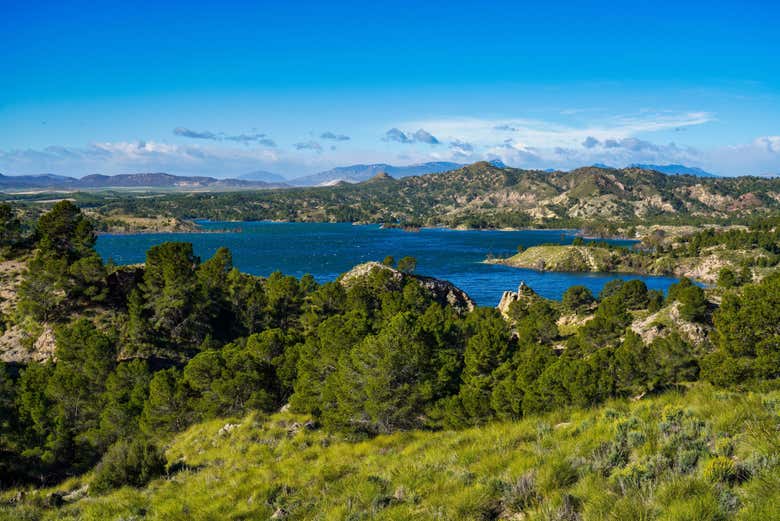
756, 136, 780, 153
383, 127, 440, 145
703, 136, 780, 176
401, 111, 714, 151
391, 111, 770, 173
1, 119, 778, 178
0, 141, 283, 177
294, 141, 323, 152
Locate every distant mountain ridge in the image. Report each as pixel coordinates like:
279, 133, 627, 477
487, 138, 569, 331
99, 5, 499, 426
0, 172, 285, 190
237, 170, 288, 183
0, 162, 472, 190
0, 173, 80, 189
288, 161, 464, 186
629, 164, 718, 177
0, 161, 726, 192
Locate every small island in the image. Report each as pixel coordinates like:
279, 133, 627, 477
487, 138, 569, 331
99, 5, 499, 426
486, 224, 779, 285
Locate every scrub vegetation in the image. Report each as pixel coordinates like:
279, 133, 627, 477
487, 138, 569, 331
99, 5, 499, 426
0, 200, 778, 520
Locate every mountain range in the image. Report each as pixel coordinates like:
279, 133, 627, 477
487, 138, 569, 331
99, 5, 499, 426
91, 161, 780, 228
0, 161, 497, 190
286, 161, 467, 186
236, 170, 289, 184
0, 172, 286, 190
629, 164, 718, 177
0, 161, 721, 191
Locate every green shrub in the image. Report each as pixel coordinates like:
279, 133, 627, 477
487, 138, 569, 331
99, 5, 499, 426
561, 286, 596, 313
590, 440, 630, 477
610, 455, 669, 493
658, 494, 723, 521
676, 449, 701, 474
91, 438, 166, 494
714, 438, 734, 458
540, 457, 579, 492
702, 456, 737, 483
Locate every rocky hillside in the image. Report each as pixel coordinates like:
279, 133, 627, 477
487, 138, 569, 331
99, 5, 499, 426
339, 261, 475, 313
489, 245, 639, 273
89, 162, 780, 227
288, 161, 463, 186
490, 243, 776, 284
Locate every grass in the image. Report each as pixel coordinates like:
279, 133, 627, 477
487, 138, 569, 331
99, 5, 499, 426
2, 383, 779, 520
493, 244, 777, 286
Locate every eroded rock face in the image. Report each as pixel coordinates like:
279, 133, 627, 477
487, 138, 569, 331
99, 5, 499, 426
630, 301, 710, 345
0, 260, 25, 316
339, 261, 475, 313
497, 281, 539, 318
0, 324, 57, 364
0, 259, 60, 363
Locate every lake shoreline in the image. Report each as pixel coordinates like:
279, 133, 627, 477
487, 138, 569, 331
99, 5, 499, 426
96, 222, 683, 306
97, 214, 646, 242
140, 217, 606, 238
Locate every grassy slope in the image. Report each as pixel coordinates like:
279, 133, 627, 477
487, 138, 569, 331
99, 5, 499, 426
492, 244, 774, 284
5, 384, 779, 520
492, 245, 639, 273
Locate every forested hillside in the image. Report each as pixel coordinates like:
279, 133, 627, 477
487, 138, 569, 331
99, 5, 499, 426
79, 162, 780, 231
0, 201, 778, 520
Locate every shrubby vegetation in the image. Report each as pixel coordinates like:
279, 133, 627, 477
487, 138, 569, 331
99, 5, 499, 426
4, 385, 778, 520
0, 201, 778, 519
501, 216, 780, 281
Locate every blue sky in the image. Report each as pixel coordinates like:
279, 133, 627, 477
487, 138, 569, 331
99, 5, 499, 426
2, 0, 779, 177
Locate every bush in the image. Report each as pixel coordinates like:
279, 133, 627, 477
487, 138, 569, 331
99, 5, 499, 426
539, 457, 579, 492
702, 457, 737, 483
668, 278, 707, 322
717, 267, 738, 288
91, 438, 166, 494
562, 286, 595, 314
397, 256, 417, 274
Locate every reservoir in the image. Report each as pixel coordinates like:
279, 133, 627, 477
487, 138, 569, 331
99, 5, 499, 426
96, 221, 680, 307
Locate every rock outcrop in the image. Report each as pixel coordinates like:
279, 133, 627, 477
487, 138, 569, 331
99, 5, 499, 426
497, 281, 540, 317
339, 262, 475, 313
0, 324, 57, 364
630, 301, 710, 345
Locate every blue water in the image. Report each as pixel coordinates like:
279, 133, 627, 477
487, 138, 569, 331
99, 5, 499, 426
96, 222, 680, 307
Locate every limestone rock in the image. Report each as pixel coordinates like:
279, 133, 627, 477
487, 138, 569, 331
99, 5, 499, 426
0, 324, 57, 364
497, 282, 539, 317
218, 423, 240, 436
630, 301, 710, 345
339, 262, 475, 313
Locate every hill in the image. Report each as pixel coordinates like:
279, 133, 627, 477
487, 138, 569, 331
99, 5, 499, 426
1, 201, 780, 520
0, 173, 80, 189
630, 164, 718, 177
490, 244, 776, 284
490, 244, 648, 273
4, 384, 778, 520
88, 162, 780, 229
